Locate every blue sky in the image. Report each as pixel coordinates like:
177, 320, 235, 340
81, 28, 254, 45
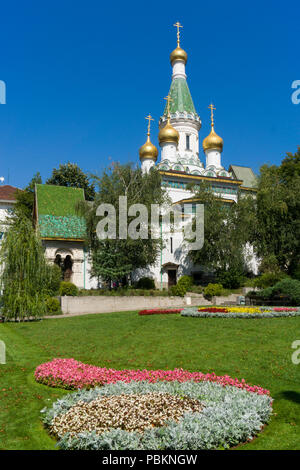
0, 0, 299, 188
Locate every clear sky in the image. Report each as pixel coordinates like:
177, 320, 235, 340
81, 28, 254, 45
0, 0, 299, 188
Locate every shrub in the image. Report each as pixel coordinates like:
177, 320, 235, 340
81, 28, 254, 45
45, 264, 63, 297
204, 283, 223, 300
217, 269, 244, 289
253, 272, 288, 289
45, 297, 61, 315
189, 285, 204, 294
177, 275, 193, 291
269, 278, 300, 305
170, 283, 187, 297
59, 281, 78, 296
136, 277, 155, 290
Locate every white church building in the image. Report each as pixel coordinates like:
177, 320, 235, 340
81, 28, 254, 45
138, 23, 257, 289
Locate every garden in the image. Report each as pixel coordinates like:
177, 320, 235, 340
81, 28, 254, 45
0, 311, 299, 450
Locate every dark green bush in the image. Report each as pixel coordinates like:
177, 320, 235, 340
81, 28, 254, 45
217, 268, 244, 289
136, 277, 155, 290
254, 272, 289, 289
291, 265, 300, 281
45, 297, 61, 315
204, 283, 224, 300
269, 278, 300, 305
59, 281, 78, 296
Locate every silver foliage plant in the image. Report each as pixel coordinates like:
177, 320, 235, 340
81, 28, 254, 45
181, 307, 300, 319
41, 380, 272, 450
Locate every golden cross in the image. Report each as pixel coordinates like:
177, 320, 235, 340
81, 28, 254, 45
164, 95, 173, 117
173, 22, 183, 46
208, 103, 216, 126
145, 114, 154, 135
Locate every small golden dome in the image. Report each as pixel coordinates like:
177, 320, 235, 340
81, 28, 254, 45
170, 46, 187, 65
202, 126, 223, 152
158, 121, 179, 145
139, 136, 158, 161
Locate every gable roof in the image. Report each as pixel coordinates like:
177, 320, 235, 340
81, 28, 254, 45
0, 185, 19, 201
229, 165, 257, 189
35, 184, 86, 240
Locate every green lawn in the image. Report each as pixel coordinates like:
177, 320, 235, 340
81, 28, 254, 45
0, 312, 299, 450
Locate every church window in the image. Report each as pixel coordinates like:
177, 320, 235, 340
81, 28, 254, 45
186, 134, 190, 150
170, 237, 173, 254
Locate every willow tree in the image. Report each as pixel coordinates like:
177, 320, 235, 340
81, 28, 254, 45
0, 215, 54, 321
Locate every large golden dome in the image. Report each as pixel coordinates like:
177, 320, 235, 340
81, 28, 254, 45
202, 126, 223, 152
158, 120, 179, 145
170, 46, 187, 65
139, 136, 158, 161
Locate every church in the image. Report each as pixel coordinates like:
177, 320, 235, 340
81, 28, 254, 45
32, 23, 257, 290
137, 23, 257, 289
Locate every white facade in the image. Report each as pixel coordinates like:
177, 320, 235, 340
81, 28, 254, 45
138, 41, 258, 288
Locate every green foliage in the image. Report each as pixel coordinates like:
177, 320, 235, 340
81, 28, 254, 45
46, 162, 95, 201
204, 283, 224, 300
0, 215, 53, 320
177, 275, 193, 291
170, 283, 187, 297
44, 264, 62, 296
258, 255, 281, 274
79, 162, 167, 284
253, 148, 300, 273
217, 267, 244, 289
135, 277, 155, 290
291, 265, 300, 281
59, 281, 78, 296
188, 181, 253, 276
253, 272, 289, 289
78, 288, 170, 297
14, 172, 42, 220
45, 297, 61, 315
260, 278, 300, 305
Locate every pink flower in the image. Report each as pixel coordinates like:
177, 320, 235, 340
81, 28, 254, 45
34, 358, 270, 396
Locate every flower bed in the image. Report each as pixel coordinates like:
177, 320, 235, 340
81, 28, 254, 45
181, 306, 300, 319
138, 308, 182, 315
41, 380, 273, 450
35, 358, 270, 394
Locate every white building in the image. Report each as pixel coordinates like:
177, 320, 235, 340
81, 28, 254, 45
138, 25, 257, 289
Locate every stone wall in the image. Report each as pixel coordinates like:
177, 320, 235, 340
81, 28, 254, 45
61, 295, 210, 315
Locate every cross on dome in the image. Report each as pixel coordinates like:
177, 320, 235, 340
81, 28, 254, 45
145, 114, 154, 136
173, 21, 183, 47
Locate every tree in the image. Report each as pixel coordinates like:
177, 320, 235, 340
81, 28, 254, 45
0, 215, 56, 321
46, 162, 95, 201
188, 181, 255, 286
253, 148, 300, 273
14, 172, 42, 220
79, 162, 167, 286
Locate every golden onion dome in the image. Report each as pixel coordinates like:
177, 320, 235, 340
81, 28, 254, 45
158, 120, 179, 145
202, 126, 223, 152
170, 46, 187, 65
139, 135, 158, 162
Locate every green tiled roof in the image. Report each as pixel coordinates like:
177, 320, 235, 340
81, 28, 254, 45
163, 78, 197, 116
35, 184, 86, 239
229, 165, 257, 188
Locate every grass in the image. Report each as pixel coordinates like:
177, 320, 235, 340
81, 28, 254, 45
0, 312, 299, 450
